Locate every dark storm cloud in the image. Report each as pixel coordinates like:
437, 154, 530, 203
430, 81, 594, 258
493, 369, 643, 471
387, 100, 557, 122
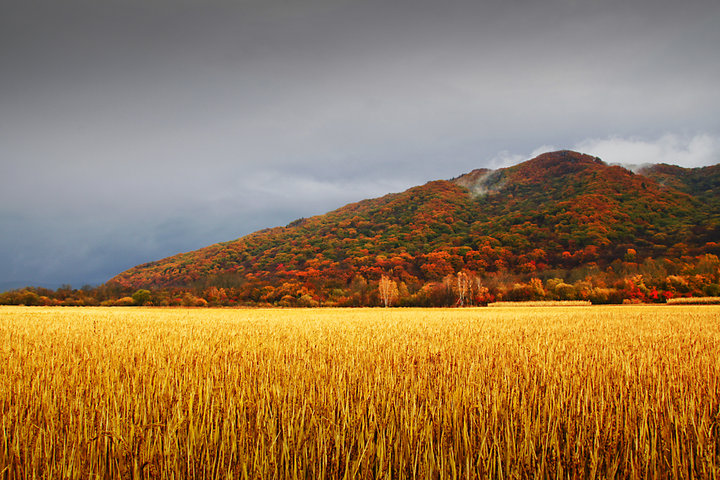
1, 0, 719, 287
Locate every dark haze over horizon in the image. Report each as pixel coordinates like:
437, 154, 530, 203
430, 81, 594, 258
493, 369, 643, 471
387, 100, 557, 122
2, 0, 719, 289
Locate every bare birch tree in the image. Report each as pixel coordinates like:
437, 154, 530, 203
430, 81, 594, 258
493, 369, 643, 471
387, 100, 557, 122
378, 275, 399, 307
456, 271, 470, 306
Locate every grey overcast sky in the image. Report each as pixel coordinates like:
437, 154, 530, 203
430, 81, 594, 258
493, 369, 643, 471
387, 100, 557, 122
2, 0, 719, 288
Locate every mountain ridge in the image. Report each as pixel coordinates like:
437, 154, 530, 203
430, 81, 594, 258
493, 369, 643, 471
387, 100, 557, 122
106, 150, 720, 305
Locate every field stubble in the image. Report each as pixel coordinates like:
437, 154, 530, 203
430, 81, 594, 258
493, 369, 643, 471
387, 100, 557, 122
1, 306, 719, 479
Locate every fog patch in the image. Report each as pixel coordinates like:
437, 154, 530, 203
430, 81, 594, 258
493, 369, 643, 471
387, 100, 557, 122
573, 134, 720, 168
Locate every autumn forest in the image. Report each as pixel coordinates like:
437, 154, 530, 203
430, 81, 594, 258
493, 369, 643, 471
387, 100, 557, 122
3, 151, 719, 307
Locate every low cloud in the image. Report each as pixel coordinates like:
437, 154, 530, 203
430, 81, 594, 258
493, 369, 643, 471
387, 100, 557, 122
573, 134, 720, 168
476, 135, 720, 175
486, 151, 526, 169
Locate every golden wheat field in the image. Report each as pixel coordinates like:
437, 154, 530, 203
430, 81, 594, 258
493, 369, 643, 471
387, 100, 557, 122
1, 306, 719, 479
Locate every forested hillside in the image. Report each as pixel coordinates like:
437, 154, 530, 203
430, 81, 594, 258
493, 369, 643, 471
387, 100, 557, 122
93, 150, 718, 306
4, 151, 719, 306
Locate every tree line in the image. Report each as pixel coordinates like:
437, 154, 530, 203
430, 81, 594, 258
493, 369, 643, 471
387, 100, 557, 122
3, 253, 719, 307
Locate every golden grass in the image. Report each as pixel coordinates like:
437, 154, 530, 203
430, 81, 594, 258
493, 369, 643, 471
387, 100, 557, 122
1, 305, 719, 478
487, 300, 592, 307
667, 296, 720, 305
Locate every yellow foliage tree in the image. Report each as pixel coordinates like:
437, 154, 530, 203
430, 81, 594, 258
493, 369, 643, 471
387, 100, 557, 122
378, 275, 399, 307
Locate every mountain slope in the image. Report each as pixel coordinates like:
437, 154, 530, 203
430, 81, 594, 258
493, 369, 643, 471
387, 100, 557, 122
109, 151, 719, 292
454, 151, 702, 258
638, 162, 720, 242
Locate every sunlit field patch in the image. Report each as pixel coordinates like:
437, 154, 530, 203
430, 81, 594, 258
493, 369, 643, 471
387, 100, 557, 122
487, 300, 592, 307
1, 306, 719, 478
667, 296, 720, 305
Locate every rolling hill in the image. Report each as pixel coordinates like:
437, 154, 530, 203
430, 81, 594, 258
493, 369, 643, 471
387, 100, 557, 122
105, 150, 720, 305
